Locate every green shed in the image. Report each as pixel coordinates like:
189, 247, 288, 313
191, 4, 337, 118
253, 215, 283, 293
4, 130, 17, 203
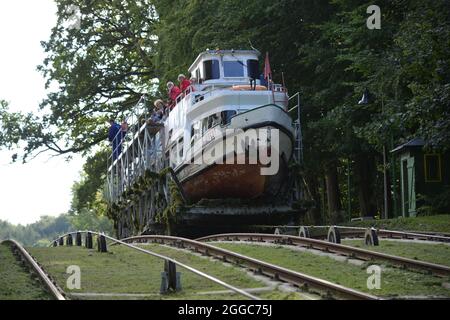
391, 138, 450, 217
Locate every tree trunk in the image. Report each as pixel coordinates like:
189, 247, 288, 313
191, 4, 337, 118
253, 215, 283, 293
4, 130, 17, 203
385, 167, 393, 219
354, 153, 377, 218
303, 174, 322, 225
324, 163, 343, 224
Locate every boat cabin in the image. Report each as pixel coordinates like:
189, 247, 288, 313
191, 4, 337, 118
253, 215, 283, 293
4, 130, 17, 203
189, 49, 262, 87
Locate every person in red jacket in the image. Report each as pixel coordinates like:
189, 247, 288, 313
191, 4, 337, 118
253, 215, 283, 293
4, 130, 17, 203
167, 81, 182, 110
178, 74, 192, 93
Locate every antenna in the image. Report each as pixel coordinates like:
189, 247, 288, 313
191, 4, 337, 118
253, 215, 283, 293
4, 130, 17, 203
248, 40, 261, 55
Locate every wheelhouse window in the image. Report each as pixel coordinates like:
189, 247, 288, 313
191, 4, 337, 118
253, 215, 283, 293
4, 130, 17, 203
424, 154, 442, 182
208, 113, 221, 128
203, 59, 220, 80
247, 59, 259, 79
221, 110, 237, 125
223, 61, 244, 77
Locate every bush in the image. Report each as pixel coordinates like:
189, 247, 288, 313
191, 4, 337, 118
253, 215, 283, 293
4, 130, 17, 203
417, 186, 450, 216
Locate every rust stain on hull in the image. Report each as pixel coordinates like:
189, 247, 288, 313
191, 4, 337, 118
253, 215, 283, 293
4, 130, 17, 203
182, 164, 267, 203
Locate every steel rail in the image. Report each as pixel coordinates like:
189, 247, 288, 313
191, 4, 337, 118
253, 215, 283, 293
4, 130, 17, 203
261, 225, 450, 243
196, 233, 450, 277
377, 229, 450, 243
1, 239, 66, 300
120, 235, 381, 300
52, 231, 259, 300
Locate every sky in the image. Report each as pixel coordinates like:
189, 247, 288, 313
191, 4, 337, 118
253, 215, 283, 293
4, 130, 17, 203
0, 1, 84, 225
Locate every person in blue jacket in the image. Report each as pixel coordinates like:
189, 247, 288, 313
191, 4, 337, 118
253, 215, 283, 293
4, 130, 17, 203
108, 119, 125, 160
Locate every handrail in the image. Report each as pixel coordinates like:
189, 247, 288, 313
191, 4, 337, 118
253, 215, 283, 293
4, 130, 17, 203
51, 231, 260, 300
108, 94, 148, 163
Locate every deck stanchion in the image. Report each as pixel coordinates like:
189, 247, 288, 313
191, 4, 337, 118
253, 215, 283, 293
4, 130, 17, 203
85, 232, 93, 249
97, 234, 107, 252
66, 234, 73, 246
299, 226, 311, 238
364, 228, 379, 246
76, 232, 82, 246
327, 226, 341, 244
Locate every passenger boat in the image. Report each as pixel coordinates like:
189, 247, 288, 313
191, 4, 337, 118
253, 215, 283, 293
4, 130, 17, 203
167, 50, 294, 203
106, 49, 303, 237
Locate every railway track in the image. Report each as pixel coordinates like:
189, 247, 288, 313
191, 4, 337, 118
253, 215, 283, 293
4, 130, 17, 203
267, 225, 450, 243
377, 229, 450, 243
120, 234, 381, 300
1, 239, 66, 300
52, 231, 259, 300
195, 233, 450, 277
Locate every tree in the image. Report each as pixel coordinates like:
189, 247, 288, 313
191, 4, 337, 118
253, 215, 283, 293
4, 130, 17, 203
0, 0, 159, 162
70, 148, 109, 214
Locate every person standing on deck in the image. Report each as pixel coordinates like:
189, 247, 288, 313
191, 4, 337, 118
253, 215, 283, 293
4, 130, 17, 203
178, 74, 192, 93
150, 99, 164, 123
167, 81, 182, 110
108, 119, 125, 160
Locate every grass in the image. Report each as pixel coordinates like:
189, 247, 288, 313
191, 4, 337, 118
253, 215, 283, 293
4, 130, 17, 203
344, 214, 450, 233
0, 243, 52, 300
342, 239, 450, 267
27, 244, 300, 300
214, 243, 450, 298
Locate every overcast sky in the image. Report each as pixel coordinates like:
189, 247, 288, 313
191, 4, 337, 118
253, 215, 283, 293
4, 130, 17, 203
0, 0, 84, 225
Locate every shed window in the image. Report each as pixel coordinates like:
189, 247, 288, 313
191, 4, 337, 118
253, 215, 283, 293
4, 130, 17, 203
223, 61, 244, 77
424, 154, 442, 182
203, 59, 220, 80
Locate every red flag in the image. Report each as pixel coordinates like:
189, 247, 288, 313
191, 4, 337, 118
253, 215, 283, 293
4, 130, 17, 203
263, 52, 272, 80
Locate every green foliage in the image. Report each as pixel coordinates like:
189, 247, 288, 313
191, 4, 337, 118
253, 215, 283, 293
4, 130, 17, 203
345, 214, 450, 233
0, 1, 159, 162
69, 208, 114, 234
0, 212, 113, 247
417, 187, 450, 216
0, 215, 72, 246
70, 148, 109, 214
